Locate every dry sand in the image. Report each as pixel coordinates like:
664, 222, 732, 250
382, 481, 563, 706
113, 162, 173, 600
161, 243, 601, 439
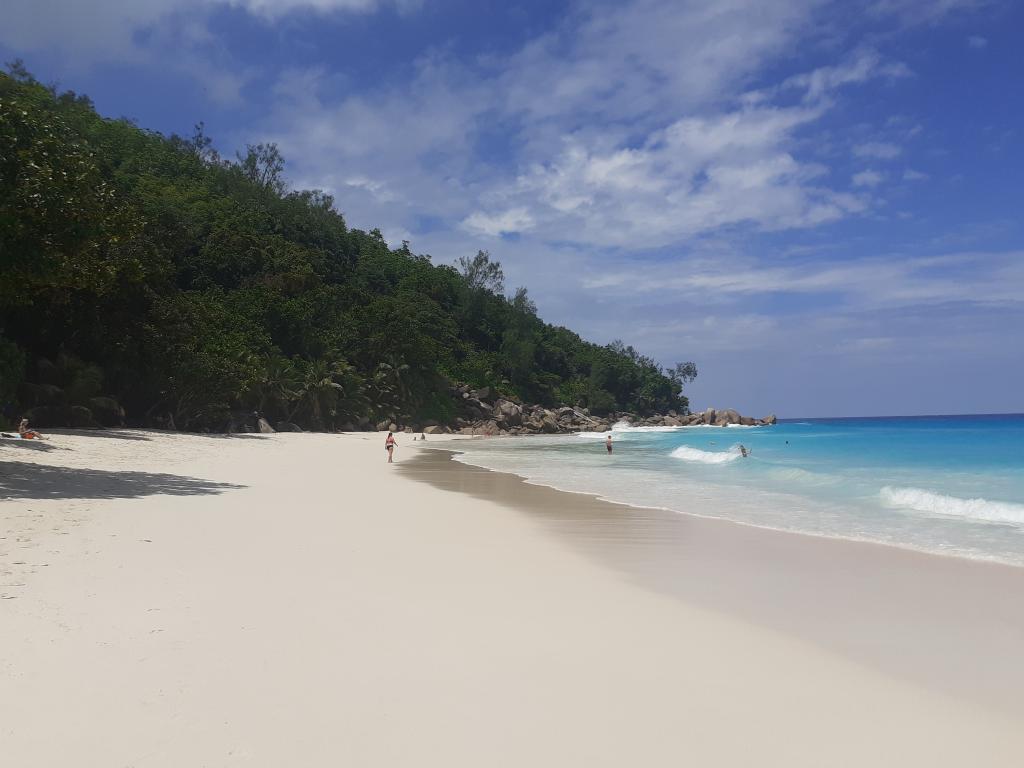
2, 429, 1023, 767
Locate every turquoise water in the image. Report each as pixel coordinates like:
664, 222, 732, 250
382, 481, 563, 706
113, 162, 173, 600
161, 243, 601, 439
450, 414, 1024, 565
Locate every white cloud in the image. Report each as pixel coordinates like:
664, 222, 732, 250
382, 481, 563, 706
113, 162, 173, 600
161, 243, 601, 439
579, 250, 1024, 309
869, 0, 995, 24
781, 49, 911, 102
0, 1, 407, 56
853, 141, 903, 159
967, 34, 989, 48
259, 0, 903, 252
343, 176, 396, 202
486, 101, 869, 247
462, 208, 535, 237
853, 169, 884, 187
903, 169, 930, 181
495, 0, 826, 136
0, 0, 416, 104
230, 0, 420, 19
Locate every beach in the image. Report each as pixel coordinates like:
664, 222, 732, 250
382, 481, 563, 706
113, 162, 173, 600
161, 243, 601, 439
3, 430, 1023, 766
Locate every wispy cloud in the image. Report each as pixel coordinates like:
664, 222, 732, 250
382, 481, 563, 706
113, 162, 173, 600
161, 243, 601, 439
462, 208, 535, 237
264, 0, 901, 250
869, 0, 995, 25
0, 0, 415, 101
854, 141, 903, 159
1, 1, 412, 57
853, 169, 885, 187
580, 249, 1024, 309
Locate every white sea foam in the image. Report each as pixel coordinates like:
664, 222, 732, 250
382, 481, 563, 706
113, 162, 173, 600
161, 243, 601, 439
610, 421, 682, 433
670, 445, 741, 465
576, 424, 684, 439
880, 486, 1024, 526
768, 466, 841, 487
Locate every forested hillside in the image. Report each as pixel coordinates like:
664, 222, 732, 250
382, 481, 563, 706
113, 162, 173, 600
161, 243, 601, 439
0, 66, 694, 432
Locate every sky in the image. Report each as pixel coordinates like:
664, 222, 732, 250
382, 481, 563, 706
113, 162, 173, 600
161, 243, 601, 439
3, 0, 1022, 417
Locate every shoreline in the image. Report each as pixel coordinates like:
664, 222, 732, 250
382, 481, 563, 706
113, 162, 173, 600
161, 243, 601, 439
404, 446, 1024, 718
442, 438, 1024, 568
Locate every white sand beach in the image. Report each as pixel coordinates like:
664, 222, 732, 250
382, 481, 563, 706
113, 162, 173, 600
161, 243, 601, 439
2, 430, 1023, 767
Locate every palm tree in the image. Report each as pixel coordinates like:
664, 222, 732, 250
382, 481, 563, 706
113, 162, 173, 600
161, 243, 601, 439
372, 355, 411, 413
252, 355, 301, 416
290, 357, 367, 430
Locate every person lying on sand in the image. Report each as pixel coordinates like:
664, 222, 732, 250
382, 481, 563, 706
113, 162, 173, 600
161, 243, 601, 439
18, 418, 46, 440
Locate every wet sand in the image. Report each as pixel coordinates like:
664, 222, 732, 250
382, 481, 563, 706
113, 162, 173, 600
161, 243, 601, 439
403, 448, 1024, 719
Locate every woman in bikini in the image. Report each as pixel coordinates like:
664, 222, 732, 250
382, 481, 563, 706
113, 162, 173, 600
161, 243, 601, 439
385, 431, 397, 463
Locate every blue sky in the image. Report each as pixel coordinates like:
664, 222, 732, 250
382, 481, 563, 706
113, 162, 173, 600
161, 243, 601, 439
3, 0, 1022, 417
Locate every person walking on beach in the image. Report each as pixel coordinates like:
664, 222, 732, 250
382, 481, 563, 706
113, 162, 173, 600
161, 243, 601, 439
385, 431, 397, 463
606, 434, 613, 454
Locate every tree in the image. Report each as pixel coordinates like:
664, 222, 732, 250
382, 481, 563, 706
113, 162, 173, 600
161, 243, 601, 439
0, 71, 140, 304
457, 250, 504, 295
510, 286, 536, 316
0, 68, 687, 431
290, 358, 366, 430
250, 355, 301, 415
187, 121, 221, 164
236, 142, 286, 195
670, 361, 698, 386
371, 356, 411, 414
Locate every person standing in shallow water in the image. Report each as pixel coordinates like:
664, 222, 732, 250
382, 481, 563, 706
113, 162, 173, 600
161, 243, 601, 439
606, 434, 613, 454
385, 431, 397, 463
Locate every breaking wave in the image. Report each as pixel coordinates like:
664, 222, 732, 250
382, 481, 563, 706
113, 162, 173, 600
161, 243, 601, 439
880, 486, 1024, 526
670, 445, 742, 465
609, 420, 683, 433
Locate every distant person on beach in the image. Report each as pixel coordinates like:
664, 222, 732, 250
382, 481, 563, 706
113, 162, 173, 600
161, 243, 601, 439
421, 432, 426, 441
385, 431, 397, 463
19, 418, 45, 440
606, 434, 613, 454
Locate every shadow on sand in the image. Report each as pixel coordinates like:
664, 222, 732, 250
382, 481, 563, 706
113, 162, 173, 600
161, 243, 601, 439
45, 428, 153, 441
0, 438, 59, 453
0, 461, 245, 501
43, 429, 272, 442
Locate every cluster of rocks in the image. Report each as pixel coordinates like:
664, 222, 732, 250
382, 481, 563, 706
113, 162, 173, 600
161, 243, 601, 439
369, 385, 776, 436
443, 385, 611, 435
630, 407, 777, 428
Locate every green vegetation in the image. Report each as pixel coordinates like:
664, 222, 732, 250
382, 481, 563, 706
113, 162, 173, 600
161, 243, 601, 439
0, 66, 694, 431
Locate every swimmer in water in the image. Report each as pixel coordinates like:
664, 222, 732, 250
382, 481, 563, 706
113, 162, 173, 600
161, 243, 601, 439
606, 434, 613, 454
739, 444, 749, 458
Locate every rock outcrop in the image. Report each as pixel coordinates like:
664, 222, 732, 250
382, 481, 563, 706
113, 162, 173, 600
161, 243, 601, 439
436, 382, 776, 436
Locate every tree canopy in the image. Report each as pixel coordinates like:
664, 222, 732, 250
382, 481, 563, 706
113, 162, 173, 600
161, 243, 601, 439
0, 66, 695, 431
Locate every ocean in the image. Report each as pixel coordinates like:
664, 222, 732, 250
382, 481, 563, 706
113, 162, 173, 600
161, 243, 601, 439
448, 414, 1024, 566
